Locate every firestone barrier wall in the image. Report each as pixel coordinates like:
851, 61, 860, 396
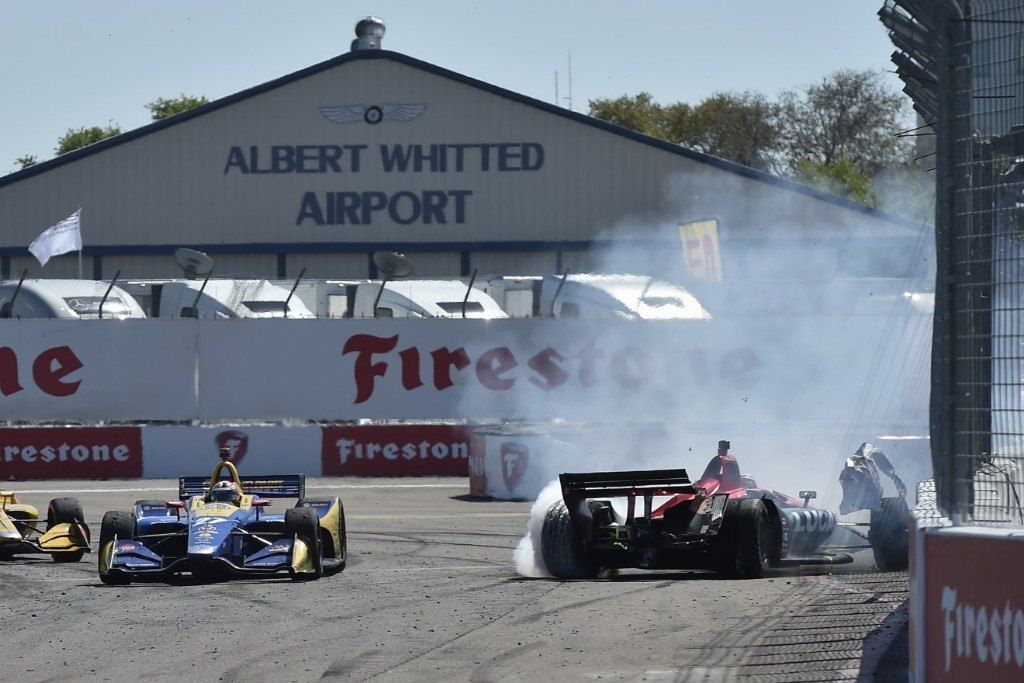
0, 424, 475, 480
910, 524, 1024, 682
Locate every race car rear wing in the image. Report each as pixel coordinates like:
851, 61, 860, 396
178, 474, 306, 500
559, 469, 695, 500
560, 468, 699, 524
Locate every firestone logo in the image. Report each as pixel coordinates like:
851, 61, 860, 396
215, 430, 249, 464
501, 442, 528, 491
942, 586, 1024, 672
0, 346, 84, 398
335, 438, 468, 464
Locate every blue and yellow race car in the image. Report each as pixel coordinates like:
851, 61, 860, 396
98, 455, 346, 584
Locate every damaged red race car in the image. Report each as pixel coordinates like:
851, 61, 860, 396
541, 440, 909, 579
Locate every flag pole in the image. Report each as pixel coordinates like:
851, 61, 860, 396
78, 248, 83, 279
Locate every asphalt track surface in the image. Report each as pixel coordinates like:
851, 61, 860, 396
1, 477, 908, 682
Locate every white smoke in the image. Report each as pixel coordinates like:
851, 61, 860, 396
495, 167, 933, 573
513, 478, 562, 578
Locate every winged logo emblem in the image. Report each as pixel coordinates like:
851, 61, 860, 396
320, 103, 426, 125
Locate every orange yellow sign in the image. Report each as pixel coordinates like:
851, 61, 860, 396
679, 219, 722, 282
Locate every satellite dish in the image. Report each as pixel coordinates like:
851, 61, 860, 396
370, 252, 413, 317
372, 251, 413, 279
174, 248, 215, 279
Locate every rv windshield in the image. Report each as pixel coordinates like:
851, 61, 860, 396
63, 296, 131, 317
437, 301, 484, 315
242, 300, 287, 314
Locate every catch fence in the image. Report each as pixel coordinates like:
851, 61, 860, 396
885, 0, 1024, 523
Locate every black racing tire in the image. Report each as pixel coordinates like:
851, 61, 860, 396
285, 507, 323, 581
47, 497, 85, 527
869, 497, 910, 571
47, 497, 87, 563
540, 500, 612, 580
98, 511, 136, 585
298, 497, 347, 572
714, 499, 772, 579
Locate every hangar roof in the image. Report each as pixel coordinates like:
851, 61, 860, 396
0, 49, 924, 231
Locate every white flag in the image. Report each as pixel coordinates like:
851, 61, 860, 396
29, 207, 82, 267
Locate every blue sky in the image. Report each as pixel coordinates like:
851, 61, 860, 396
0, 1, 901, 174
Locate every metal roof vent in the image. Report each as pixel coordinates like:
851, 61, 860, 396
351, 17, 385, 51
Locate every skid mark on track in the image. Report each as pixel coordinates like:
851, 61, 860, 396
513, 579, 675, 625
363, 582, 564, 681
468, 641, 546, 682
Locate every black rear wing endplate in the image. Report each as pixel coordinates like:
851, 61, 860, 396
559, 468, 695, 499
179, 474, 305, 500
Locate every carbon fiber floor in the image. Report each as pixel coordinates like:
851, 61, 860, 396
0, 477, 907, 682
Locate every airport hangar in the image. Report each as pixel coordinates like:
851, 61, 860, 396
0, 24, 925, 285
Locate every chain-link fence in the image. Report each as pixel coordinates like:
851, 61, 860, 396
885, 0, 1024, 523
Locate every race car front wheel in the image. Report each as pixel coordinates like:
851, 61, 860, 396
47, 497, 87, 563
714, 499, 772, 579
98, 511, 136, 585
869, 497, 909, 571
285, 507, 324, 581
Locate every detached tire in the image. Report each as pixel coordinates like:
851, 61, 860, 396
286, 507, 323, 581
47, 497, 87, 563
98, 511, 136, 585
714, 499, 772, 579
869, 497, 909, 571
540, 501, 611, 579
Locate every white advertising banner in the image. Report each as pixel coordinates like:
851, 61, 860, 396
0, 320, 197, 421
197, 318, 884, 424
140, 424, 321, 478
0, 316, 925, 443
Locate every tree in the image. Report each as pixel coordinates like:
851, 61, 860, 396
778, 70, 911, 175
794, 158, 875, 206
588, 92, 671, 140
668, 92, 782, 172
15, 155, 38, 169
55, 125, 122, 156
145, 93, 209, 121
589, 92, 782, 172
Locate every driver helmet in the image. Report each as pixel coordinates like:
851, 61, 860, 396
209, 480, 241, 504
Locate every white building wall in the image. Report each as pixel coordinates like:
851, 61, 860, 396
286, 253, 367, 278
471, 250, 556, 276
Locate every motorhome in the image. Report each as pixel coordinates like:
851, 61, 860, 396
0, 279, 146, 319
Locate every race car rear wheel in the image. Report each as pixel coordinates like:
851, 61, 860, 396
285, 507, 323, 581
714, 499, 772, 579
47, 497, 87, 563
99, 511, 136, 585
540, 500, 612, 579
869, 497, 909, 571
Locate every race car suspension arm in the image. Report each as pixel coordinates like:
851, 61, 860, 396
230, 528, 281, 547
133, 531, 188, 551
836, 522, 871, 543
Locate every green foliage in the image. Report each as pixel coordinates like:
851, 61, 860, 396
794, 158, 876, 206
587, 92, 671, 140
669, 92, 781, 172
778, 69, 910, 175
15, 155, 38, 169
55, 125, 122, 156
145, 93, 210, 121
587, 70, 928, 216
